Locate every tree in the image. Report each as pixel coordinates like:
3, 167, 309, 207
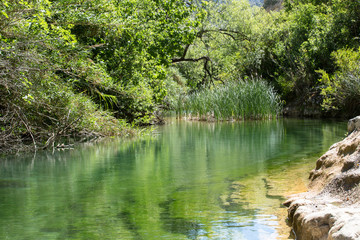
170, 0, 275, 89
60, 0, 202, 123
0, 0, 203, 151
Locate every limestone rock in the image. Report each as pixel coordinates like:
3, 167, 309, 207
348, 116, 360, 133
285, 116, 360, 240
263, 0, 283, 11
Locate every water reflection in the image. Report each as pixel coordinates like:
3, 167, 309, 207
0, 119, 345, 239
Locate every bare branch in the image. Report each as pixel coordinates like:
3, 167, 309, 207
172, 56, 209, 63
13, 106, 37, 150
197, 29, 248, 41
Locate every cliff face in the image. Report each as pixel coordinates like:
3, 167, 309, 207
263, 0, 283, 11
284, 116, 360, 239
248, 0, 283, 11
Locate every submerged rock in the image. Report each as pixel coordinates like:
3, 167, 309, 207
285, 116, 360, 240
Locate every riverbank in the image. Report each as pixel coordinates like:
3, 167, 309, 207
284, 116, 360, 239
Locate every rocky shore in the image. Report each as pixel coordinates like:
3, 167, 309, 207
284, 116, 360, 239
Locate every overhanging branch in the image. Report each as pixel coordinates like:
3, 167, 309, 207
172, 56, 209, 63
171, 27, 243, 87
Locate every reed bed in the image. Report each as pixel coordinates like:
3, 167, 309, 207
175, 80, 282, 121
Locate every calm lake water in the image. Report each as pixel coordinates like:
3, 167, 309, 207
0, 118, 345, 240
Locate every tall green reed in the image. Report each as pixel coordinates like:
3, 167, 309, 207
176, 80, 282, 120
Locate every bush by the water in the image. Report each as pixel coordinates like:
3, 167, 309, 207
319, 48, 360, 117
175, 80, 282, 120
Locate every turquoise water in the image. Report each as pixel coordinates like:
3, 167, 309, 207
0, 119, 345, 239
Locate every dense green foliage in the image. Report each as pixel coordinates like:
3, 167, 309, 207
0, 0, 201, 151
169, 0, 360, 117
273, 0, 360, 116
273, 0, 359, 110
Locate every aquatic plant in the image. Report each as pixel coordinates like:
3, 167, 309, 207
176, 80, 282, 121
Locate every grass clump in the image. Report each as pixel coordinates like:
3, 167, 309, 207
175, 80, 282, 121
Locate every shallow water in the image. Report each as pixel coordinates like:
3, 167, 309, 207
0, 119, 345, 240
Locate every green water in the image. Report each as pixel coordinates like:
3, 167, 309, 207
0, 119, 345, 240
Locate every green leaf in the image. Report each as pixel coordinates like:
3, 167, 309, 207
1, 11, 8, 18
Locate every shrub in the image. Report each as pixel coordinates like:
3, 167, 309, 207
319, 48, 360, 117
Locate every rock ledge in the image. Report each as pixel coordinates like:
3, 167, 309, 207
285, 116, 360, 240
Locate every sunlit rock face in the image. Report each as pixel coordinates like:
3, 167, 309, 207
285, 116, 360, 240
348, 116, 360, 133
263, 0, 283, 11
